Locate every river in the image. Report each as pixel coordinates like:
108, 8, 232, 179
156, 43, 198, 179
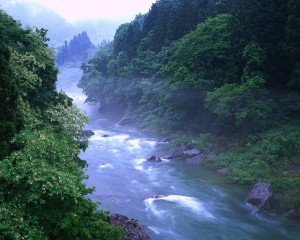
57, 67, 299, 240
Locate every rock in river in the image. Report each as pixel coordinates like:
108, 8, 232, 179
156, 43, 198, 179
82, 129, 95, 137
216, 168, 229, 175
164, 144, 201, 160
246, 182, 273, 210
147, 156, 162, 163
163, 145, 191, 159
183, 148, 201, 157
153, 194, 167, 199
109, 214, 150, 240
185, 154, 204, 164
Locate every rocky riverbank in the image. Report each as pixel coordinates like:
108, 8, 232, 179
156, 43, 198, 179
110, 214, 150, 240
144, 138, 299, 221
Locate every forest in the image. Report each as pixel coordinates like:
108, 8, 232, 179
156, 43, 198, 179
79, 0, 300, 209
0, 10, 125, 239
0, 0, 299, 239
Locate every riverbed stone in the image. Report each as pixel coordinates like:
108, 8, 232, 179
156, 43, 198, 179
163, 145, 191, 159
153, 194, 166, 199
185, 154, 204, 164
82, 129, 95, 137
183, 148, 201, 157
246, 182, 273, 210
109, 214, 150, 240
216, 167, 229, 175
147, 156, 162, 163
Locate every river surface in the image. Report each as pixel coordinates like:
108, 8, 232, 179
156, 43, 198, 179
57, 67, 299, 240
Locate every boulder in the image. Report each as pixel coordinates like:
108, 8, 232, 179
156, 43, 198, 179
286, 209, 300, 220
102, 134, 110, 138
163, 145, 191, 159
216, 168, 229, 175
118, 116, 137, 126
147, 156, 162, 163
205, 153, 218, 163
82, 129, 95, 137
246, 182, 273, 210
153, 194, 166, 199
109, 214, 150, 240
183, 148, 201, 157
185, 154, 204, 164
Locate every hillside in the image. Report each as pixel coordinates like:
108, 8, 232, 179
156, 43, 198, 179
0, 10, 125, 239
56, 31, 95, 66
79, 0, 300, 210
0, 1, 121, 46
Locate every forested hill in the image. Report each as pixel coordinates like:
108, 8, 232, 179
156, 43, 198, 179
1, 1, 121, 47
0, 10, 124, 239
79, 0, 300, 209
56, 31, 95, 66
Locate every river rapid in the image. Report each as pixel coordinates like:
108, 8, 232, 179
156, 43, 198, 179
57, 67, 299, 240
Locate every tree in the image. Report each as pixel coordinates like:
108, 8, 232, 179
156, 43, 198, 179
56, 31, 94, 66
0, 10, 125, 239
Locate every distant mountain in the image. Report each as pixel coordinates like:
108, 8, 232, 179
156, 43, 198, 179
75, 19, 122, 44
56, 31, 96, 66
0, 1, 121, 47
0, 1, 75, 46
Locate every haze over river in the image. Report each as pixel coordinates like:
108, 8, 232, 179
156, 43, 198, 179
57, 67, 300, 240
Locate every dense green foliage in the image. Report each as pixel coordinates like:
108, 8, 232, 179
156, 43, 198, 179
0, 10, 125, 239
200, 121, 300, 208
56, 31, 94, 66
79, 0, 300, 209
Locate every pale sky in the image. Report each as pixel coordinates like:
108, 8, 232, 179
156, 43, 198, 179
3, 0, 157, 22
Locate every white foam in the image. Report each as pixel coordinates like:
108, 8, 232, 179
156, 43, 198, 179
212, 187, 227, 197
144, 198, 166, 217
148, 226, 185, 239
98, 163, 113, 170
109, 149, 120, 153
148, 226, 161, 235
89, 130, 106, 141
112, 134, 130, 141
90, 132, 129, 141
134, 165, 144, 171
131, 180, 138, 184
127, 139, 157, 151
142, 140, 157, 147
133, 158, 147, 171
128, 139, 141, 149
161, 158, 170, 163
147, 166, 155, 172
134, 158, 147, 165
151, 195, 215, 219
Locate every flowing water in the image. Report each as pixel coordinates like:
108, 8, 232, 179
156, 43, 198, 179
57, 67, 300, 240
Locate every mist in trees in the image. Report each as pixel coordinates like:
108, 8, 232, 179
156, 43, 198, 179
56, 31, 95, 66
79, 0, 300, 209
0, 10, 125, 239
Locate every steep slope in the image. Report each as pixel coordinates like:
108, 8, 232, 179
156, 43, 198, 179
1, 1, 121, 46
79, 0, 300, 210
0, 10, 125, 239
